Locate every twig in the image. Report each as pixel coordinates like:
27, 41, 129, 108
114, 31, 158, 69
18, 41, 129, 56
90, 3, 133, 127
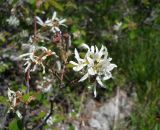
25, 69, 30, 94
33, 98, 54, 130
22, 68, 31, 128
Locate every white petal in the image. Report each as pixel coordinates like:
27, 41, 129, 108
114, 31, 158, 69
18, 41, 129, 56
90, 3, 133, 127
79, 73, 89, 82
80, 43, 90, 50
103, 73, 112, 80
95, 46, 99, 54
59, 19, 66, 24
31, 64, 37, 72
29, 54, 36, 63
8, 88, 15, 101
94, 85, 97, 97
69, 61, 78, 66
73, 64, 85, 71
96, 76, 104, 87
19, 53, 32, 58
41, 63, 45, 74
52, 12, 57, 20
98, 45, 105, 59
61, 23, 67, 27
88, 67, 96, 75
25, 62, 31, 72
16, 110, 22, 119
36, 16, 44, 25
51, 28, 56, 33
45, 19, 52, 26
86, 56, 94, 65
54, 27, 60, 32
37, 46, 48, 51
91, 46, 94, 53
107, 63, 117, 71
74, 48, 80, 61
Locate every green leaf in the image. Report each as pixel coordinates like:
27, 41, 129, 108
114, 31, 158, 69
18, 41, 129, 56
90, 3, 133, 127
22, 94, 30, 102
0, 96, 8, 105
21, 85, 27, 92
66, 63, 75, 68
9, 119, 22, 130
35, 93, 43, 101
53, 114, 65, 124
48, 0, 63, 11
68, 124, 75, 130
28, 0, 36, 5
35, 111, 46, 120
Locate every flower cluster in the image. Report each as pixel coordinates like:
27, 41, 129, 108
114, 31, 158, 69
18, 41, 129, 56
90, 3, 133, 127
7, 88, 23, 119
36, 11, 67, 33
19, 44, 56, 74
70, 44, 117, 96
6, 15, 20, 27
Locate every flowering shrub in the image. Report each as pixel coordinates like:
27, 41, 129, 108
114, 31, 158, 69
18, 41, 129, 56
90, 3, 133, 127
4, 9, 117, 129
1, 0, 160, 130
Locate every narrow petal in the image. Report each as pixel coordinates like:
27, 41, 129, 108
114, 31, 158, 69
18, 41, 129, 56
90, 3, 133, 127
37, 46, 48, 51
52, 12, 57, 20
80, 43, 90, 50
19, 53, 32, 58
41, 63, 45, 74
16, 110, 22, 119
96, 76, 104, 87
73, 64, 85, 71
95, 46, 99, 54
69, 61, 78, 66
61, 23, 67, 27
107, 63, 117, 71
25, 62, 31, 72
86, 56, 94, 65
103, 73, 112, 80
36, 16, 44, 26
79, 73, 89, 82
91, 46, 94, 53
94, 85, 97, 97
74, 48, 80, 61
88, 67, 96, 75
59, 19, 66, 24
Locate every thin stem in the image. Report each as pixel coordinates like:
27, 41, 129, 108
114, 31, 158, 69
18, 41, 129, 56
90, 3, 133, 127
33, 99, 54, 130
25, 69, 30, 94
22, 68, 31, 129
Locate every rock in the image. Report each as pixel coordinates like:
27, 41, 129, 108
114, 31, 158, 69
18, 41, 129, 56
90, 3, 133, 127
89, 118, 101, 129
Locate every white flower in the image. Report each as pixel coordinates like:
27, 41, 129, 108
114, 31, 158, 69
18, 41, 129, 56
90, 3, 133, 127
36, 11, 67, 33
36, 76, 53, 93
70, 44, 117, 97
113, 22, 122, 31
8, 88, 16, 107
7, 88, 23, 119
19, 30, 29, 38
6, 15, 20, 27
19, 44, 56, 74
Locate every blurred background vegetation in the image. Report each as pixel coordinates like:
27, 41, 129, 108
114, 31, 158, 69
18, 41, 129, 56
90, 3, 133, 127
0, 0, 160, 130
